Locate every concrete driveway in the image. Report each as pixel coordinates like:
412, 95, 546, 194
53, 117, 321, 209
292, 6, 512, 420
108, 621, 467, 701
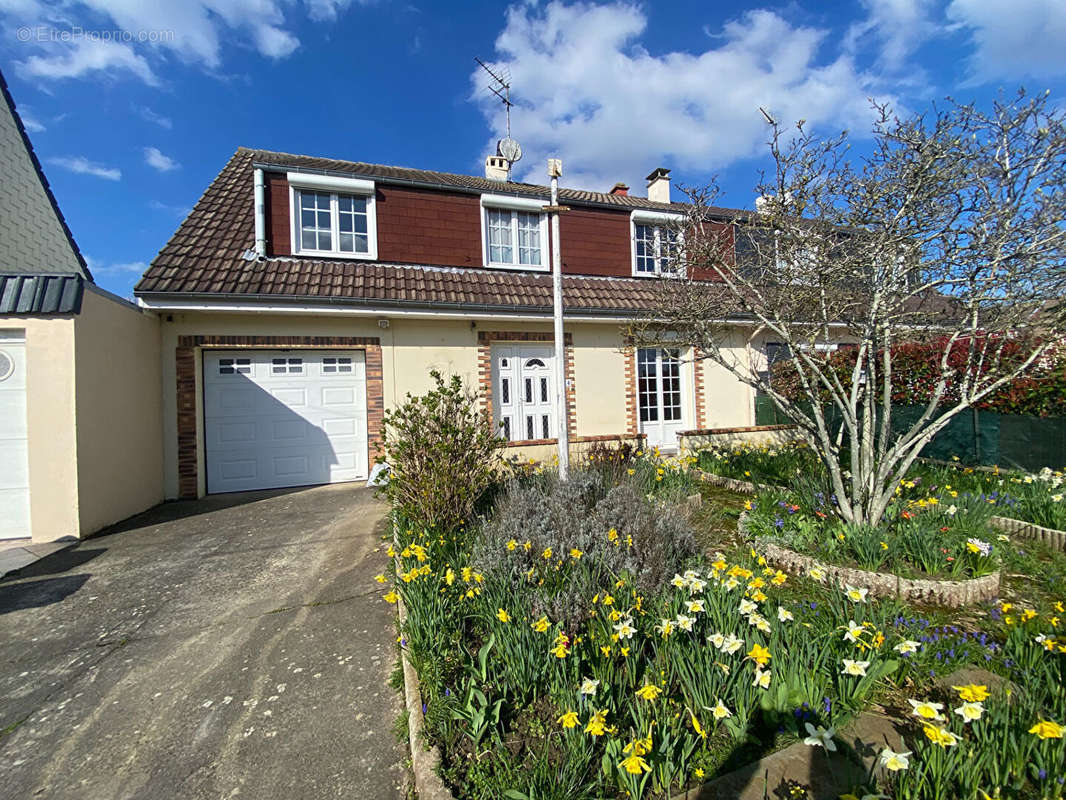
0, 484, 408, 800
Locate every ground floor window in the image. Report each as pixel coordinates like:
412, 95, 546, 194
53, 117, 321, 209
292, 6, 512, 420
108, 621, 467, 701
492, 344, 556, 442
638, 347, 682, 423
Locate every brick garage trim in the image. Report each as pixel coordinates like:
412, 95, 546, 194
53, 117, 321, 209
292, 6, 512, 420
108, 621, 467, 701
175, 335, 383, 499
477, 331, 576, 435
692, 348, 707, 430
623, 341, 638, 435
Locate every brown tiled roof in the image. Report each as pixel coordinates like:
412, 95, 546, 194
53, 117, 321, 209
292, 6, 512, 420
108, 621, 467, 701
134, 147, 742, 314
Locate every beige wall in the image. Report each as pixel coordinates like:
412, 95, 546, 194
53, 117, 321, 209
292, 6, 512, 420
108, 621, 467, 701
0, 314, 79, 541
699, 326, 759, 429
73, 287, 164, 535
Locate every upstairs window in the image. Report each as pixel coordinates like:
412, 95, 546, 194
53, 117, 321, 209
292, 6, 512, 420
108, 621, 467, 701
481, 195, 549, 271
631, 210, 684, 276
288, 172, 377, 259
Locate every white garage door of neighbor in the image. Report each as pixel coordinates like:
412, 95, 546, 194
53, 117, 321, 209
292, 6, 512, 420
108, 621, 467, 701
0, 335, 30, 539
203, 350, 368, 494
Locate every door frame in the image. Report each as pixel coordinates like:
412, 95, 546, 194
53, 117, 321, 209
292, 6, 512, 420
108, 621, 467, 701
635, 346, 689, 452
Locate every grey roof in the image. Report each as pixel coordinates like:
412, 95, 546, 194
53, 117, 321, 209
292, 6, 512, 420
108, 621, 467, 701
0, 273, 84, 314
0, 68, 91, 281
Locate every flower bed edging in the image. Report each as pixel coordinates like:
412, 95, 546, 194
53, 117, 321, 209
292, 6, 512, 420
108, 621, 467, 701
696, 470, 759, 494
393, 522, 458, 800
735, 514, 1000, 608
990, 515, 1066, 552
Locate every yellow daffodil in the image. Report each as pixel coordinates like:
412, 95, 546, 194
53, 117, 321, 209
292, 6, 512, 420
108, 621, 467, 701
569, 548, 583, 560
585, 709, 607, 736
619, 753, 650, 775
542, 547, 553, 560
444, 568, 455, 586
496, 608, 511, 623
952, 684, 990, 702
373, 574, 387, 584
531, 616, 550, 633
747, 643, 772, 666
383, 590, 399, 604
506, 539, 517, 551
635, 684, 662, 701
557, 710, 579, 729
1029, 719, 1065, 739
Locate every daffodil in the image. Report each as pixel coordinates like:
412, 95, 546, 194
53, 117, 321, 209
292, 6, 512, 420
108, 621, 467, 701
531, 616, 550, 633
954, 702, 984, 723
841, 659, 870, 676
802, 723, 837, 751
908, 699, 945, 721
585, 709, 607, 736
844, 620, 866, 643
689, 710, 707, 738
708, 632, 726, 649
569, 548, 583, 560
738, 598, 758, 616
808, 566, 826, 582
579, 677, 600, 696
635, 683, 662, 701
1029, 719, 1065, 739
894, 639, 919, 655
878, 747, 910, 772
686, 599, 705, 614
747, 643, 772, 667
542, 547, 553, 560
619, 753, 650, 775
952, 684, 990, 702
922, 725, 959, 747
373, 574, 387, 583
676, 614, 695, 632
557, 710, 579, 729
845, 584, 869, 603
777, 607, 794, 622
613, 617, 636, 639
496, 608, 511, 623
383, 590, 399, 604
506, 539, 517, 551
711, 699, 732, 720
752, 668, 771, 689
721, 634, 744, 654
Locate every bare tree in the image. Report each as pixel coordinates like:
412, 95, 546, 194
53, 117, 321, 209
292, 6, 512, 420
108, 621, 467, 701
633, 90, 1066, 527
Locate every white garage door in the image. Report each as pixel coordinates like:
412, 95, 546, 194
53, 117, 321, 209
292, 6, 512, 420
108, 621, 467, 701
0, 333, 30, 539
203, 350, 368, 494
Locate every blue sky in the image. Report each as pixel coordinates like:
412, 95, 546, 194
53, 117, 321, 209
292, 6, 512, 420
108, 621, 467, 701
1, 0, 1064, 298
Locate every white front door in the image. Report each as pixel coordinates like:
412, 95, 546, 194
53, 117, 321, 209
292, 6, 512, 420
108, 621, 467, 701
493, 344, 556, 442
0, 333, 30, 539
203, 350, 368, 494
637, 347, 685, 452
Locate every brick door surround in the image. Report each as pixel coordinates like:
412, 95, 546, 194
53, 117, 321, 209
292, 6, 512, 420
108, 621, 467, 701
175, 335, 383, 499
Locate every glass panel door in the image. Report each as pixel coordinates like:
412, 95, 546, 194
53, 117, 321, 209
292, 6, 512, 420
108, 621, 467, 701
637, 347, 685, 451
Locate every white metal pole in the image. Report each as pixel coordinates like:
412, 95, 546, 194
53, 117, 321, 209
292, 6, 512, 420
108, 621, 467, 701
548, 159, 569, 479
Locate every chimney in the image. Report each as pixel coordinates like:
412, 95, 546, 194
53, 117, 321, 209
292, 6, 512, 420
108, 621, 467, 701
485, 155, 510, 181
646, 167, 671, 204
609, 182, 629, 196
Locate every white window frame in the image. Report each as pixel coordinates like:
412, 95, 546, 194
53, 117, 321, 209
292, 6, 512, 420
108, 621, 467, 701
480, 194, 550, 272
288, 172, 378, 260
630, 209, 685, 277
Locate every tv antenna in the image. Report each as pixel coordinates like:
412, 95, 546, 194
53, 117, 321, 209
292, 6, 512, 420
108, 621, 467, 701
475, 57, 522, 167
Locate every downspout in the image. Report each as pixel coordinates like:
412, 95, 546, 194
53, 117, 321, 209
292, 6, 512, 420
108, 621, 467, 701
547, 159, 569, 479
253, 168, 267, 257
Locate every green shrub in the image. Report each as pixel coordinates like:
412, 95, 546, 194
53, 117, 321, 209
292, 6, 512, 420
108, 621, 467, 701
378, 371, 503, 531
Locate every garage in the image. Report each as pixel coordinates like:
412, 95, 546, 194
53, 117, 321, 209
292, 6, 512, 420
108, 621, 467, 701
203, 350, 368, 494
0, 333, 30, 538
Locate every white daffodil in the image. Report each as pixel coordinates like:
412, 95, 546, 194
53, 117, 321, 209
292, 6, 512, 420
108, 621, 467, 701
802, 722, 837, 751
878, 747, 911, 772
579, 677, 599, 696
721, 634, 744, 654
841, 659, 870, 677
908, 698, 945, 721
844, 620, 866, 643
671, 573, 687, 588
708, 632, 726, 649
777, 607, 794, 622
845, 585, 869, 603
711, 699, 732, 720
752, 668, 771, 689
686, 599, 705, 614
722, 576, 740, 591
944, 504, 958, 516
738, 598, 758, 616
808, 566, 827, 582
675, 614, 695, 632
613, 617, 636, 640
893, 639, 920, 655
953, 701, 984, 723
687, 577, 707, 594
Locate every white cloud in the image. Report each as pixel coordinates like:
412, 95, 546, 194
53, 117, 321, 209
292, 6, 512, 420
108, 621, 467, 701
143, 146, 179, 172
19, 38, 159, 85
47, 155, 121, 180
150, 199, 192, 218
137, 106, 172, 129
19, 108, 45, 132
85, 255, 147, 274
845, 0, 938, 72
1, 0, 366, 84
474, 3, 889, 194
947, 0, 1066, 83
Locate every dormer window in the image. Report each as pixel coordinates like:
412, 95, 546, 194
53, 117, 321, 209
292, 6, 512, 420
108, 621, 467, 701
631, 209, 684, 276
288, 172, 377, 259
480, 194, 549, 271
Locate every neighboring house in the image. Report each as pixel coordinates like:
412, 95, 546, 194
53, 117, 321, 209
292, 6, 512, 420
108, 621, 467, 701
135, 147, 779, 501
0, 71, 163, 542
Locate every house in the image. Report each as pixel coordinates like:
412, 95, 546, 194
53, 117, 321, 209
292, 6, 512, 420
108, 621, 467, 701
0, 71, 163, 543
134, 147, 781, 501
